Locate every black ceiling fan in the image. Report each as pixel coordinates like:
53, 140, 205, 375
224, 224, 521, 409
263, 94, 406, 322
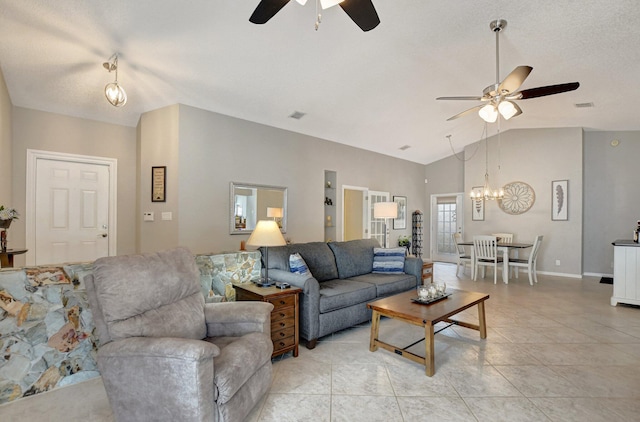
437, 19, 580, 122
249, 0, 380, 32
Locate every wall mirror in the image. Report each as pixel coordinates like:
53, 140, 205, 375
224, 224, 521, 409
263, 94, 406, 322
230, 182, 287, 235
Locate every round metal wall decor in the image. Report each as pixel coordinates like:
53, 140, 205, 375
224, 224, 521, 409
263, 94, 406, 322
499, 181, 535, 215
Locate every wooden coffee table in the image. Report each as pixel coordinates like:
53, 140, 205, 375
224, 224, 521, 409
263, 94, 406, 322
367, 289, 489, 376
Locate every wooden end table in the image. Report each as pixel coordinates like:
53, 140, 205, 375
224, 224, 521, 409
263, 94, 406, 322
421, 260, 433, 284
234, 283, 301, 358
367, 289, 489, 376
0, 248, 28, 268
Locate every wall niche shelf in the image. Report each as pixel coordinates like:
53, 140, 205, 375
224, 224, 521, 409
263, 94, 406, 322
324, 170, 337, 242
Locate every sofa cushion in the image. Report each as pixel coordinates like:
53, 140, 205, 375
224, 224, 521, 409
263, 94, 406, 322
328, 239, 379, 279
292, 242, 339, 282
372, 247, 405, 274
318, 279, 377, 313
349, 273, 417, 297
289, 253, 312, 277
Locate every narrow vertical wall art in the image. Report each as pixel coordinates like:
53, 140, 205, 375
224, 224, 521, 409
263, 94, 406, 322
551, 180, 568, 221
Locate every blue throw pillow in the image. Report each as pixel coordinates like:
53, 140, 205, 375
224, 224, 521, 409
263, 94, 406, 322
372, 247, 405, 274
289, 253, 312, 277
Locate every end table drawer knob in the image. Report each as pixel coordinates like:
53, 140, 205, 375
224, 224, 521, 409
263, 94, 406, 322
280, 322, 286, 327
279, 332, 286, 337
279, 300, 286, 305
279, 312, 286, 318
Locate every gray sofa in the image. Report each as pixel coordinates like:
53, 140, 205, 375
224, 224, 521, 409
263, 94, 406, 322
262, 239, 422, 349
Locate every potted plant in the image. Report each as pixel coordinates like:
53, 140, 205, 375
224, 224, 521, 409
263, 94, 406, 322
398, 235, 411, 254
0, 206, 19, 229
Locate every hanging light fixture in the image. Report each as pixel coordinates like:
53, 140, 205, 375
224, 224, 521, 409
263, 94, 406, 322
103, 54, 127, 107
478, 100, 520, 123
470, 124, 504, 201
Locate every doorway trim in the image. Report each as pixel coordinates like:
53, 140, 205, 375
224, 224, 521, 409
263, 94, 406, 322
26, 149, 118, 265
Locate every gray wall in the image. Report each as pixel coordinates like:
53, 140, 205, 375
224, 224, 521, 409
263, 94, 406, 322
0, 70, 12, 207
463, 128, 584, 277
583, 131, 640, 275
10, 107, 138, 266
167, 104, 427, 254
137, 105, 180, 253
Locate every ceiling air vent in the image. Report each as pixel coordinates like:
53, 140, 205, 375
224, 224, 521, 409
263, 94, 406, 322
574, 102, 594, 108
289, 111, 306, 120
399, 145, 411, 151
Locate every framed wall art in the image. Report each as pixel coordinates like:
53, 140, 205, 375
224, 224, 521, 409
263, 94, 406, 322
471, 186, 484, 221
551, 180, 568, 221
152, 166, 166, 202
392, 196, 407, 229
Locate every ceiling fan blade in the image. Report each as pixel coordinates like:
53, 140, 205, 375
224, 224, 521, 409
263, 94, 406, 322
436, 96, 484, 101
497, 66, 533, 95
446, 105, 483, 121
517, 82, 580, 99
249, 0, 291, 24
339, 0, 380, 32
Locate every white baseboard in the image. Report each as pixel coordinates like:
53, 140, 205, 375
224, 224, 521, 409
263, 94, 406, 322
583, 272, 613, 278
536, 270, 583, 279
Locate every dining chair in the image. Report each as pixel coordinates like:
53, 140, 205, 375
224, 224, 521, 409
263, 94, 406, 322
492, 232, 517, 277
452, 233, 472, 277
473, 235, 503, 284
508, 235, 544, 285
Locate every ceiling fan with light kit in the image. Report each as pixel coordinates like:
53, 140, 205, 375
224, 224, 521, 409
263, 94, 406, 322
437, 19, 580, 122
249, 0, 380, 31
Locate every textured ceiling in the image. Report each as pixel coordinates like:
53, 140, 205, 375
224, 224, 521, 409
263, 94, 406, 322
1, 1, 639, 164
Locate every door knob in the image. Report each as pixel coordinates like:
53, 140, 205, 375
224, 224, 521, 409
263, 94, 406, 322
98, 233, 108, 238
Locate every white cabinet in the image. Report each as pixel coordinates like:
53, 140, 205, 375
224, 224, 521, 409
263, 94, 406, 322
611, 240, 640, 306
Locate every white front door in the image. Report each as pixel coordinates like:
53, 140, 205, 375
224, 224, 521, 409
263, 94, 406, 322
30, 153, 114, 265
431, 193, 464, 262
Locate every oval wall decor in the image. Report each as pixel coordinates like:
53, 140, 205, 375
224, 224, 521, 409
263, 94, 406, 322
499, 181, 535, 215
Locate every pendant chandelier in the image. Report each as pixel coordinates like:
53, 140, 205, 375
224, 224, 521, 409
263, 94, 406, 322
103, 54, 127, 107
470, 124, 504, 201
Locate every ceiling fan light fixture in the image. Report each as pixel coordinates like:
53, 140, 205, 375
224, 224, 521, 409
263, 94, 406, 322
479, 104, 498, 123
295, 0, 343, 8
498, 100, 518, 120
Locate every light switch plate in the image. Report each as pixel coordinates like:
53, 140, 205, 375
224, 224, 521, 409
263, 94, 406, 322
161, 212, 172, 221
143, 212, 154, 222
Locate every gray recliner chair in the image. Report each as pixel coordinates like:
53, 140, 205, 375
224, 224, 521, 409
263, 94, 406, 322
85, 247, 274, 422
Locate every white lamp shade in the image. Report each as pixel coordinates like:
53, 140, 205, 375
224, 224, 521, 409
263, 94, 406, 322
498, 101, 518, 120
246, 220, 286, 247
267, 207, 283, 218
478, 104, 498, 123
374, 202, 398, 219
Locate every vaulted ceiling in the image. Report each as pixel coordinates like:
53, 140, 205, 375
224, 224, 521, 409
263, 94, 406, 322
1, 1, 639, 164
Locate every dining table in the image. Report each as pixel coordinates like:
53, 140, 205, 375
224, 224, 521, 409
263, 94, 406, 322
458, 240, 533, 284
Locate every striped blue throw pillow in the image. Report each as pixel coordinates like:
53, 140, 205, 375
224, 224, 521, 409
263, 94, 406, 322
289, 253, 312, 277
372, 247, 405, 274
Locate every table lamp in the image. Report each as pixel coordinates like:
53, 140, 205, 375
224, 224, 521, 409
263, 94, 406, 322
267, 207, 284, 228
246, 220, 287, 287
373, 202, 398, 248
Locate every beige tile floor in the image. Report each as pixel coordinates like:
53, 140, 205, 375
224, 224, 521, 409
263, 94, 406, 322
2, 263, 640, 421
